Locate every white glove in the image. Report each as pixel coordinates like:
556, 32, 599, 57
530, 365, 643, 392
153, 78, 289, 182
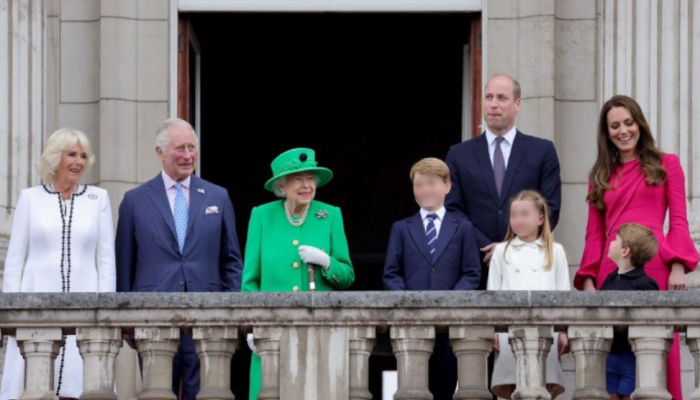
247, 333, 258, 355
298, 245, 331, 270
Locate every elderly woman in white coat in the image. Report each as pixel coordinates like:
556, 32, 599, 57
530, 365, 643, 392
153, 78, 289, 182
1, 128, 116, 400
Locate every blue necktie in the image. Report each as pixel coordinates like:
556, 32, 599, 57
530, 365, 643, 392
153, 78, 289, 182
494, 136, 506, 197
174, 183, 188, 252
426, 213, 438, 258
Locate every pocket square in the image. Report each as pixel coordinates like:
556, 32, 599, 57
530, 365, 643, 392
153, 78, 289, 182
205, 206, 219, 214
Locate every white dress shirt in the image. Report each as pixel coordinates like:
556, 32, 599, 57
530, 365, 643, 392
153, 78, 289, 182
162, 170, 190, 212
485, 127, 517, 168
419, 206, 446, 237
486, 237, 571, 290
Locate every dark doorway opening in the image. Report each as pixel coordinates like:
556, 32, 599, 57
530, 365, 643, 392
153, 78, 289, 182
187, 12, 472, 399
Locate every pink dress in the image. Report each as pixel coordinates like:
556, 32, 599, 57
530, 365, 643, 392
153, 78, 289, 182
574, 154, 699, 400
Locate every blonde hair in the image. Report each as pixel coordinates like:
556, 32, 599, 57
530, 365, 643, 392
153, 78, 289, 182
37, 128, 95, 183
503, 190, 555, 270
617, 223, 659, 267
410, 157, 451, 184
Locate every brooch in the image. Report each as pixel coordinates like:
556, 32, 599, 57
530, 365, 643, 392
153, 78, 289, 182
315, 210, 329, 219
88, 194, 97, 200
197, 188, 205, 194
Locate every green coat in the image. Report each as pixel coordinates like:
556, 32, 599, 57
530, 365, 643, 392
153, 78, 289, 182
242, 199, 355, 400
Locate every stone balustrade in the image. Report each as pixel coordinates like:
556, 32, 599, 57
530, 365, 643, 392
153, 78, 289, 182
1, 291, 700, 400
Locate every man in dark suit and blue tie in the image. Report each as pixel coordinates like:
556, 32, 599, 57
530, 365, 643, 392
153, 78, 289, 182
446, 74, 562, 288
115, 118, 243, 399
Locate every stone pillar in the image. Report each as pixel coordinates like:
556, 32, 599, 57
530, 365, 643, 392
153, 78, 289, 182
16, 327, 63, 400
688, 326, 700, 400
135, 327, 180, 400
193, 326, 238, 400
508, 325, 553, 400
567, 326, 613, 400
254, 327, 284, 400
629, 326, 673, 400
76, 327, 123, 400
449, 325, 494, 400
390, 326, 435, 400
348, 327, 375, 400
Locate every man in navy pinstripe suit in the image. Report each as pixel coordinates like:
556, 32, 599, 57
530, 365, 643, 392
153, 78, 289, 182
116, 118, 243, 399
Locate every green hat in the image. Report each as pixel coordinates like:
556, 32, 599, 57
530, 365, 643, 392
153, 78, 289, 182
264, 148, 333, 192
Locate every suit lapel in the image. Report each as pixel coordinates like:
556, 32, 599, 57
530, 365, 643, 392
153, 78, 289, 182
475, 134, 500, 203
186, 175, 207, 241
431, 212, 457, 265
499, 131, 527, 206
146, 175, 178, 241
407, 213, 432, 264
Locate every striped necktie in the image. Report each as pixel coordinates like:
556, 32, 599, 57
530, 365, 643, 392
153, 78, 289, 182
426, 213, 438, 258
174, 182, 188, 252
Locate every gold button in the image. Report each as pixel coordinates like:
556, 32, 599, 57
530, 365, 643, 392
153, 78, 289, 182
293, 262, 300, 269
292, 286, 299, 292
292, 240, 299, 246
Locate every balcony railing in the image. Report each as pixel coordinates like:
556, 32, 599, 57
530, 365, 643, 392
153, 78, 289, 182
1, 291, 700, 400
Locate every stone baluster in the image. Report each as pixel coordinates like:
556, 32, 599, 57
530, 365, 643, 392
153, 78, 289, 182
687, 326, 700, 400
193, 326, 238, 400
629, 326, 674, 400
509, 325, 553, 400
17, 327, 63, 400
348, 327, 376, 400
76, 327, 123, 400
135, 327, 180, 400
449, 325, 494, 400
390, 326, 435, 400
567, 326, 613, 400
254, 327, 284, 400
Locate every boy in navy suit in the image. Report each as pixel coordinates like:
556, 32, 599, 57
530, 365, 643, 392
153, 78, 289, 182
384, 157, 481, 400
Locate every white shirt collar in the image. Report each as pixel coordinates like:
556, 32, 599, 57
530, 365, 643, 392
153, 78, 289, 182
510, 236, 545, 247
420, 206, 446, 221
485, 126, 517, 146
161, 170, 191, 190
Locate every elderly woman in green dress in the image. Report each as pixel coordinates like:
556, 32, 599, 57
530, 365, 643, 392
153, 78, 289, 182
242, 147, 355, 400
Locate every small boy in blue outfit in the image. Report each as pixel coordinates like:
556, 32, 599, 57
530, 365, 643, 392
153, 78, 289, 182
383, 157, 481, 400
601, 223, 659, 400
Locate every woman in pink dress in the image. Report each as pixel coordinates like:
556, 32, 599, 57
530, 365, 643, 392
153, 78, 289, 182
574, 95, 698, 400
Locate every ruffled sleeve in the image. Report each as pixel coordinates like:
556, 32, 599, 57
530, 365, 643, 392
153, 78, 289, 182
573, 182, 607, 290
658, 154, 699, 272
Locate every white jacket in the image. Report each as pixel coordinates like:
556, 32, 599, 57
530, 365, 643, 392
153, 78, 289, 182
1, 184, 116, 400
487, 237, 570, 291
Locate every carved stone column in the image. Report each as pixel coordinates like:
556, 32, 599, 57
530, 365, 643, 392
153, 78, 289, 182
449, 325, 494, 400
193, 326, 238, 400
629, 326, 673, 400
17, 327, 63, 400
348, 327, 375, 400
135, 327, 180, 400
390, 326, 435, 400
567, 326, 613, 400
509, 326, 553, 400
76, 327, 122, 400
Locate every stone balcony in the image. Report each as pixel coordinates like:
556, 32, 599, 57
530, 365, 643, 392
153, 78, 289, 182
1, 291, 700, 400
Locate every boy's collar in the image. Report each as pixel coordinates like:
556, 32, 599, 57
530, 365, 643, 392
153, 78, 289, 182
420, 206, 446, 220
616, 267, 646, 278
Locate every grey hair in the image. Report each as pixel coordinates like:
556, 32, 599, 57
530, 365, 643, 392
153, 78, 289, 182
155, 118, 198, 151
272, 174, 320, 198
37, 128, 95, 183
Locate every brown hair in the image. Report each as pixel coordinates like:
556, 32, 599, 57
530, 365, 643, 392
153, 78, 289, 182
487, 73, 522, 100
410, 157, 451, 184
617, 223, 659, 268
503, 190, 555, 271
587, 95, 666, 210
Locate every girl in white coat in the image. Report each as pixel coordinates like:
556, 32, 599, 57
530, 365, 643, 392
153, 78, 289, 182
487, 190, 570, 399
1, 129, 116, 400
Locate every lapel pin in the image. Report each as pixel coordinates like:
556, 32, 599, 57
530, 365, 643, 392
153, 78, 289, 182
198, 188, 205, 194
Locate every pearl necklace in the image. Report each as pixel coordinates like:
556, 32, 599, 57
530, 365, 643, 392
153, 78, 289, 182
285, 202, 309, 227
